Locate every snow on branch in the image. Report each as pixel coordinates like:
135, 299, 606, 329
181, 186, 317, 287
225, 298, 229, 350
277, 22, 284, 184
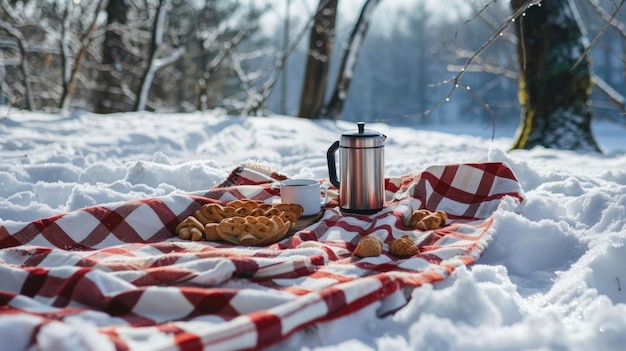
593, 73, 626, 125
585, 0, 626, 38
60, 0, 107, 112
0, 19, 35, 110
408, 0, 541, 128
243, 2, 324, 115
135, 0, 186, 111
322, 0, 380, 120
571, 0, 626, 70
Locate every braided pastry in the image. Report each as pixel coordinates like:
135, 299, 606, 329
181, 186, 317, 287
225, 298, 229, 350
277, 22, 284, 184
175, 216, 205, 241
409, 209, 448, 230
353, 236, 383, 257
222, 215, 289, 246
174, 200, 303, 246
389, 235, 420, 257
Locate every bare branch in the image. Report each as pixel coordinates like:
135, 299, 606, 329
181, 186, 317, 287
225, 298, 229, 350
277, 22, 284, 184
571, 0, 626, 70
447, 47, 518, 79
60, 0, 107, 112
323, 0, 381, 119
197, 25, 251, 110
135, 0, 185, 111
586, 0, 626, 39
592, 73, 626, 125
244, 2, 326, 115
207, 27, 249, 74
445, 0, 538, 102
454, 0, 499, 39
0, 1, 21, 24
0, 19, 35, 110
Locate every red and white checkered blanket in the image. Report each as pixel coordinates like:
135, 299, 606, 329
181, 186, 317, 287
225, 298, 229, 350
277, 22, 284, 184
0, 162, 523, 351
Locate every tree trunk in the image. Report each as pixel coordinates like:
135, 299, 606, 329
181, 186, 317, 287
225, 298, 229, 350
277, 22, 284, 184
323, 0, 379, 120
297, 0, 338, 119
95, 0, 130, 114
510, 0, 600, 152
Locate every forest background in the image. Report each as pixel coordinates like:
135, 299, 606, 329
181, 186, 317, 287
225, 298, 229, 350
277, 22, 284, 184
1, 0, 626, 130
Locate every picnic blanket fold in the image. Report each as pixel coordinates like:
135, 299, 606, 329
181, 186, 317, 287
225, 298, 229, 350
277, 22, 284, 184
0, 162, 524, 351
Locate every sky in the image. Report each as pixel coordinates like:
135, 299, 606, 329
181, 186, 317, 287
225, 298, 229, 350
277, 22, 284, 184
258, 0, 488, 37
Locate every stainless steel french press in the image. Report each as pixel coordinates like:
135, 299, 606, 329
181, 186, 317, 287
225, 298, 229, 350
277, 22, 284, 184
326, 122, 387, 214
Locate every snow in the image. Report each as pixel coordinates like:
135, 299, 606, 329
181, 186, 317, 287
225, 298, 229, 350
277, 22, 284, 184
1, 107, 626, 350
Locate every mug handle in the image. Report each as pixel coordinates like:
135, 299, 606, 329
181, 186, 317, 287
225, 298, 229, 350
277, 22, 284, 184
326, 141, 340, 188
320, 183, 329, 206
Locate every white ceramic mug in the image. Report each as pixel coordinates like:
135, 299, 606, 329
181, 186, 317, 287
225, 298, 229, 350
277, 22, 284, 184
280, 179, 327, 216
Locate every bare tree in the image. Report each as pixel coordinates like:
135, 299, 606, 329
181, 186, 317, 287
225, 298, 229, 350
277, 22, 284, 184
178, 1, 268, 114
417, 0, 623, 150
59, 0, 107, 112
0, 19, 34, 110
297, 0, 338, 118
241, 1, 319, 116
134, 0, 185, 111
583, 0, 626, 123
322, 0, 380, 119
0, 0, 271, 114
196, 20, 249, 111
95, 0, 130, 113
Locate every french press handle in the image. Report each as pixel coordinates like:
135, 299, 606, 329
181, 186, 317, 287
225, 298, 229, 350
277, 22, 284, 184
326, 140, 340, 188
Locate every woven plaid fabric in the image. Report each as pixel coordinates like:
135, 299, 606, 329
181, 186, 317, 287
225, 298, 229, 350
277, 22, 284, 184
0, 162, 523, 351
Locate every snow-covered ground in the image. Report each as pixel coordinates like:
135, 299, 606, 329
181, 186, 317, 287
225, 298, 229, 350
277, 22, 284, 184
1, 107, 625, 350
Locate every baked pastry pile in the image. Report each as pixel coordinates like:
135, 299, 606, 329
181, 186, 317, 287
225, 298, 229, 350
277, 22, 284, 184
175, 200, 304, 246
354, 235, 420, 258
354, 209, 449, 258
177, 202, 449, 254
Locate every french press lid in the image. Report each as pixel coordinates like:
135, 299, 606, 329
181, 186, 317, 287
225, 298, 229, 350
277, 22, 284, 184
340, 122, 386, 148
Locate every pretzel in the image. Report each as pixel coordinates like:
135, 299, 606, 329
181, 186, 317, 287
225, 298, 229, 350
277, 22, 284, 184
274, 203, 304, 218
253, 216, 290, 246
248, 216, 274, 237
353, 236, 383, 257
217, 217, 247, 236
250, 207, 267, 217
222, 206, 238, 218
200, 204, 228, 223
216, 215, 290, 246
228, 199, 263, 209
258, 203, 274, 211
236, 207, 252, 217
263, 207, 282, 217
389, 235, 419, 257
409, 209, 448, 230
278, 210, 299, 229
